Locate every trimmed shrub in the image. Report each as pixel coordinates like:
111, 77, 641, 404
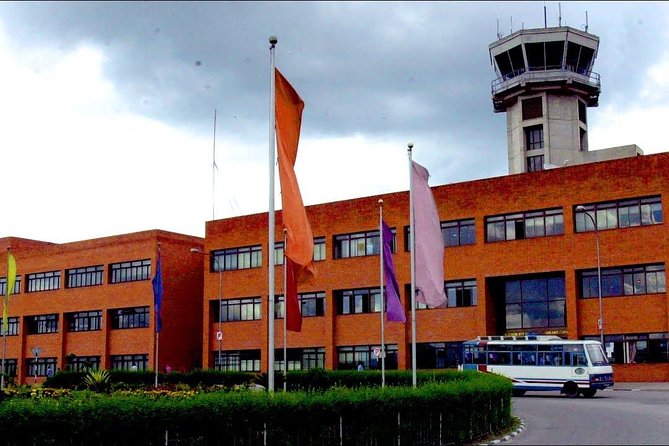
0, 371, 511, 445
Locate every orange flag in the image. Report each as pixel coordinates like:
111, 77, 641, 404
275, 68, 315, 283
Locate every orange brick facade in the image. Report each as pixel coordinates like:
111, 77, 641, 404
0, 230, 203, 385
202, 153, 669, 382
2, 154, 668, 384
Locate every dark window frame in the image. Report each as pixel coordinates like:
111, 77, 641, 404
213, 349, 261, 372
67, 310, 102, 332
574, 196, 663, 233
109, 259, 151, 284
212, 245, 262, 271
214, 297, 262, 322
275, 291, 326, 318
579, 263, 666, 298
0, 276, 21, 296
486, 208, 564, 242
26, 271, 60, 293
525, 125, 544, 151
333, 229, 396, 259
66, 265, 104, 288
27, 314, 58, 334
110, 307, 150, 329
111, 354, 149, 371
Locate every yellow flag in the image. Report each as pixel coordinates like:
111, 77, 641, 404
3, 252, 16, 335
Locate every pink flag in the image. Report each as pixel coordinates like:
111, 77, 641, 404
412, 161, 447, 308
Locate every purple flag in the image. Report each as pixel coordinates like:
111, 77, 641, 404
382, 220, 406, 322
412, 161, 447, 308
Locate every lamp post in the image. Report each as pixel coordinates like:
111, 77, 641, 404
576, 206, 604, 347
31, 347, 41, 385
190, 248, 223, 369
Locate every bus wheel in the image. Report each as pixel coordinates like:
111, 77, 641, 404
563, 382, 579, 398
512, 389, 526, 397
580, 388, 597, 398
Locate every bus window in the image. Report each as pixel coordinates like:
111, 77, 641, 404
575, 353, 587, 366
521, 351, 536, 365
489, 351, 511, 365
512, 352, 522, 365
585, 344, 609, 366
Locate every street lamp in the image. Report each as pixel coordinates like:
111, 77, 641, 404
31, 347, 41, 385
190, 248, 223, 370
575, 206, 604, 348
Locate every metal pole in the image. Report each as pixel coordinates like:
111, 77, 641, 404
379, 199, 386, 388
408, 143, 417, 388
217, 257, 223, 369
578, 208, 604, 347
1, 324, 6, 389
267, 35, 278, 392
283, 230, 288, 392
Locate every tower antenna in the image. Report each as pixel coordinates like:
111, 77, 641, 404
559, 3, 562, 27
544, 3, 547, 28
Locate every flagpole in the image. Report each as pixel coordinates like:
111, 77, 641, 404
408, 143, 417, 388
283, 229, 288, 392
154, 242, 161, 388
1, 248, 9, 390
268, 35, 278, 393
212, 109, 217, 221
378, 199, 386, 388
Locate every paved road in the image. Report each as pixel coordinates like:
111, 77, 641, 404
509, 389, 669, 445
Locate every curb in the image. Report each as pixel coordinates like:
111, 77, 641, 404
478, 420, 526, 445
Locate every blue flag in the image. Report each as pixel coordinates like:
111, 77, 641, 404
152, 251, 163, 333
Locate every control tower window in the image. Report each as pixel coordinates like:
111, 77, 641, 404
527, 155, 544, 172
522, 97, 543, 120
525, 125, 544, 151
578, 101, 587, 124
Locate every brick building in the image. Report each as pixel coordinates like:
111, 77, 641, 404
200, 152, 669, 383
0, 230, 203, 384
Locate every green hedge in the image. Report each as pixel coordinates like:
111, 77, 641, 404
1, 371, 511, 445
45, 368, 468, 391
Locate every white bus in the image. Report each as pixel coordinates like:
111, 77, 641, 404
462, 335, 614, 397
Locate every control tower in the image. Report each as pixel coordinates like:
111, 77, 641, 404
489, 26, 640, 174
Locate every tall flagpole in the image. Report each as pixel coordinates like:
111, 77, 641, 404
268, 35, 278, 393
1, 248, 9, 390
283, 229, 288, 392
154, 242, 161, 388
212, 109, 218, 221
408, 143, 417, 388
378, 199, 386, 388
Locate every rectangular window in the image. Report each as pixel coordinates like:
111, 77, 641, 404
0, 275, 21, 296
580, 264, 666, 298
66, 265, 104, 288
213, 350, 261, 372
109, 259, 151, 284
441, 219, 475, 247
575, 196, 663, 233
337, 344, 398, 370
588, 333, 669, 364
527, 155, 544, 172
525, 125, 544, 150
416, 342, 464, 369
110, 307, 149, 329
522, 97, 543, 120
275, 291, 326, 318
313, 237, 326, 261
275, 347, 326, 371
274, 242, 284, 266
334, 229, 396, 259
2, 359, 17, 377
67, 311, 102, 332
0, 317, 19, 336
26, 271, 60, 293
504, 275, 566, 330
446, 280, 477, 307
214, 298, 262, 322
26, 357, 57, 377
335, 288, 383, 315
67, 356, 100, 372
486, 208, 563, 242
111, 354, 148, 371
27, 314, 58, 334
212, 245, 262, 271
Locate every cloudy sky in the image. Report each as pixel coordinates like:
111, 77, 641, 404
1, 1, 669, 244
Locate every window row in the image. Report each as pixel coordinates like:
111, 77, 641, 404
0, 259, 152, 295
580, 264, 666, 298
575, 196, 663, 232
20, 354, 149, 376
2, 307, 150, 335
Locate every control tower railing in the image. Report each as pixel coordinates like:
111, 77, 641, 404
491, 67, 601, 96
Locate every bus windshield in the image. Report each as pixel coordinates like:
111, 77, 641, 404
586, 344, 609, 366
